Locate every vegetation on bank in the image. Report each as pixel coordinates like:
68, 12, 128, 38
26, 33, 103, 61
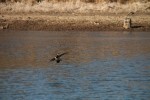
0, 0, 150, 4
0, 0, 150, 13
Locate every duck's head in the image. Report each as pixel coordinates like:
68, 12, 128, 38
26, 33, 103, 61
56, 53, 59, 57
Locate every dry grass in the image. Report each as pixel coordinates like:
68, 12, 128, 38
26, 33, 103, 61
0, 0, 150, 13
1, 0, 149, 3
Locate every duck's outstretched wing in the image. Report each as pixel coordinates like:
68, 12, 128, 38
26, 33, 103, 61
58, 52, 68, 57
50, 58, 55, 61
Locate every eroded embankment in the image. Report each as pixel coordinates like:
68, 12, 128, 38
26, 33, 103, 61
0, 13, 150, 31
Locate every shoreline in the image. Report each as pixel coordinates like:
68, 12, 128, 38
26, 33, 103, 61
0, 13, 150, 31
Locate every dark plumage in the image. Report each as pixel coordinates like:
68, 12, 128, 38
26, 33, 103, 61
50, 52, 68, 63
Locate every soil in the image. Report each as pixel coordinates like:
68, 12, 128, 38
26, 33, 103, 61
0, 12, 150, 31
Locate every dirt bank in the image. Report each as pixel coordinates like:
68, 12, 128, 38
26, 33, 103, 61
0, 13, 150, 31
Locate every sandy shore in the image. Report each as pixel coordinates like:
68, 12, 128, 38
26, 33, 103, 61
0, 12, 150, 31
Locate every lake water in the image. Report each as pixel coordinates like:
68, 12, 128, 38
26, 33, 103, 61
0, 31, 150, 100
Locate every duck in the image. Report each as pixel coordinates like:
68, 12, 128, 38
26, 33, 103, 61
50, 52, 68, 63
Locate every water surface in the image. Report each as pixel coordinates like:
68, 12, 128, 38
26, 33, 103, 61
0, 31, 150, 100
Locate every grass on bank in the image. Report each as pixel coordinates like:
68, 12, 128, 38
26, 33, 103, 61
0, 0, 150, 13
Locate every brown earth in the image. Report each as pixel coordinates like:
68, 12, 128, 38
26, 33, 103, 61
0, 12, 150, 31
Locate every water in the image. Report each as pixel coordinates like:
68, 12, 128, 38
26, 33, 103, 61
0, 31, 150, 100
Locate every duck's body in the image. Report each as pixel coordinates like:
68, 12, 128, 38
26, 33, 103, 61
54, 56, 61, 63
50, 52, 68, 63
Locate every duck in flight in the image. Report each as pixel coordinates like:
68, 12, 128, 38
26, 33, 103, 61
50, 52, 68, 63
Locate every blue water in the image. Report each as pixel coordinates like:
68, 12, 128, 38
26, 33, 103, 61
0, 31, 150, 100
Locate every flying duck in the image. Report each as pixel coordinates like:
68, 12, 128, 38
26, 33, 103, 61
50, 52, 68, 63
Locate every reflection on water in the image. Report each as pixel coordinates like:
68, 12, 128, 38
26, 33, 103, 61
0, 31, 150, 100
